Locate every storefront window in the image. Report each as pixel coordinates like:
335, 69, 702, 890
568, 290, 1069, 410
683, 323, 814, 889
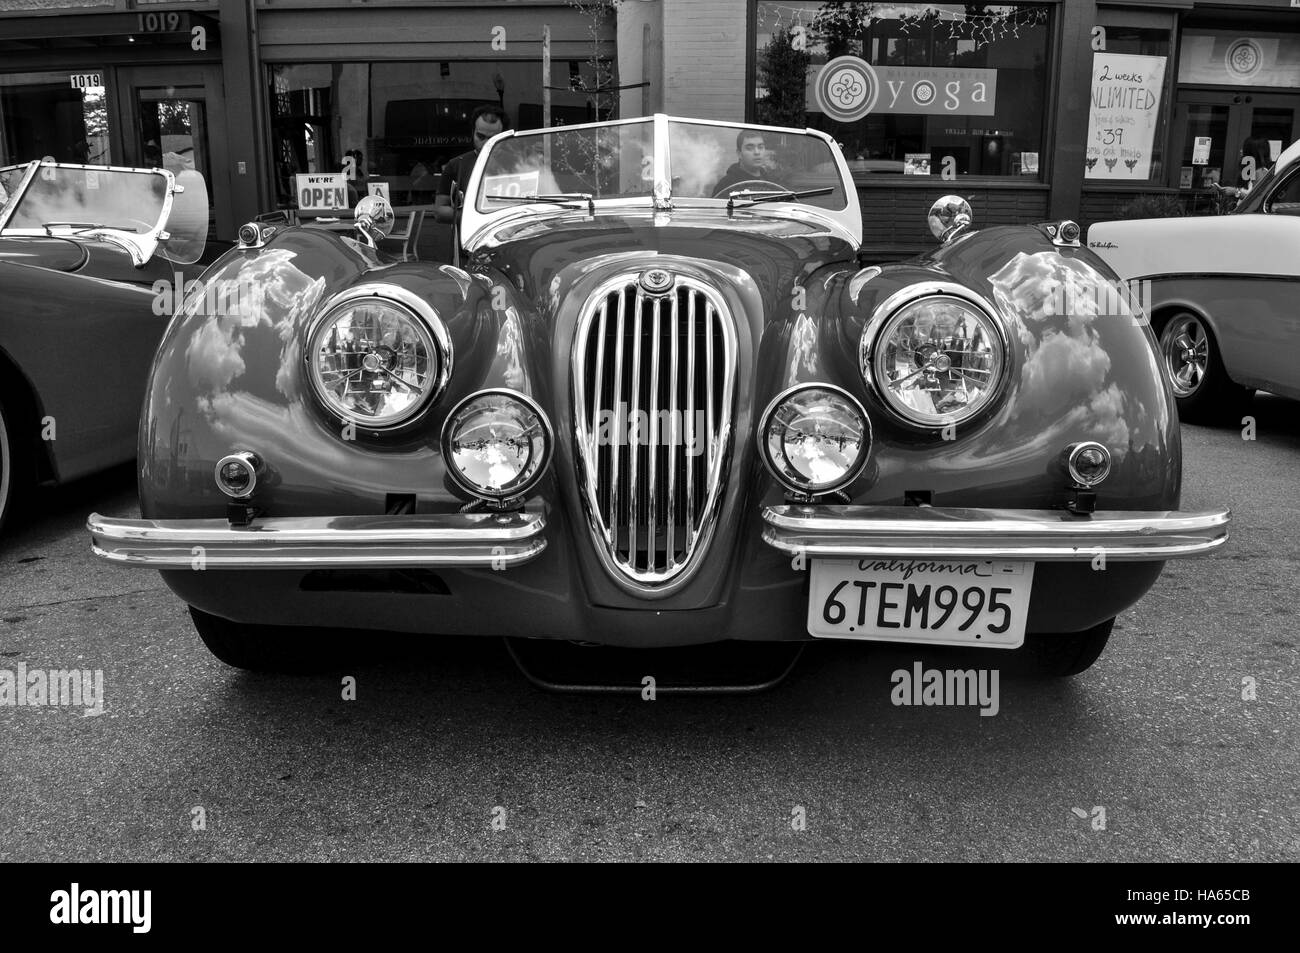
268, 60, 611, 209
753, 2, 1052, 179
0, 70, 113, 167
1085, 25, 1172, 185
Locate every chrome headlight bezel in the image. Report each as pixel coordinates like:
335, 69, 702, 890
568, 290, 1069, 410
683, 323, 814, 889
758, 382, 872, 497
860, 283, 1010, 430
440, 388, 554, 503
304, 284, 452, 431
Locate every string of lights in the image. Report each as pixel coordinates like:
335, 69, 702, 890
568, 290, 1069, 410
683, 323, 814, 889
756, 2, 1049, 51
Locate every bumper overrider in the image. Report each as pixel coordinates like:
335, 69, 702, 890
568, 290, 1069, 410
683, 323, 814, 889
88, 505, 1226, 570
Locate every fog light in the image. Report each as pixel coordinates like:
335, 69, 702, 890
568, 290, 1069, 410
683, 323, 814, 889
214, 452, 260, 499
1067, 442, 1111, 487
441, 390, 552, 503
1060, 220, 1081, 244
759, 384, 871, 497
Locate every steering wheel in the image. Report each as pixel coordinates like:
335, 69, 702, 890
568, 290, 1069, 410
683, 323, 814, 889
119, 218, 156, 234
712, 179, 787, 199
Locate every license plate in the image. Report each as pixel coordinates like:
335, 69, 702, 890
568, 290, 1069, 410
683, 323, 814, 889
807, 558, 1034, 648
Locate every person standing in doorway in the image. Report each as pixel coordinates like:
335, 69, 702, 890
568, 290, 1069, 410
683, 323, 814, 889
433, 105, 508, 227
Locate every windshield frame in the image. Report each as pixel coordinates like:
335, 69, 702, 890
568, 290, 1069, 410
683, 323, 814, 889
460, 113, 862, 253
0, 160, 180, 266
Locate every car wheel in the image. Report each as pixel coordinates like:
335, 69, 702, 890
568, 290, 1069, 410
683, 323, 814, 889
188, 606, 341, 673
1025, 618, 1114, 677
0, 394, 26, 535
1156, 311, 1249, 422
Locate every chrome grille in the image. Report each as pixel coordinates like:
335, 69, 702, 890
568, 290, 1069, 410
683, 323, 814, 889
573, 273, 736, 590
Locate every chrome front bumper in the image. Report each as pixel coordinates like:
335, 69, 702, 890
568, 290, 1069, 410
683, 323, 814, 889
88, 511, 547, 569
761, 505, 1229, 561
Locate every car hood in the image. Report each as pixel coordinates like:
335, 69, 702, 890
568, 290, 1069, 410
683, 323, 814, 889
0, 236, 88, 272
471, 210, 856, 306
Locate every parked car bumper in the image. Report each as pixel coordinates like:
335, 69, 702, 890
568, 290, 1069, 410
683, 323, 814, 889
86, 505, 1226, 648
87, 511, 547, 569
760, 505, 1230, 561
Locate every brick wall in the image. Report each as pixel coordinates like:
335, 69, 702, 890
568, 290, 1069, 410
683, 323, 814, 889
661, 0, 747, 121
859, 186, 1051, 249
0, 0, 114, 10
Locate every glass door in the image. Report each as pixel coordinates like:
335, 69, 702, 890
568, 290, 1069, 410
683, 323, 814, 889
1172, 90, 1298, 191
115, 65, 231, 240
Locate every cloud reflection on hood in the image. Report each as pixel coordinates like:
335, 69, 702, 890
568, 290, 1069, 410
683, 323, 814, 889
183, 249, 326, 402
989, 251, 1131, 449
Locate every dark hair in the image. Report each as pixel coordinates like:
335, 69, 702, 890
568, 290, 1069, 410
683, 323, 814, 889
737, 130, 765, 151
472, 105, 509, 130
1242, 137, 1271, 169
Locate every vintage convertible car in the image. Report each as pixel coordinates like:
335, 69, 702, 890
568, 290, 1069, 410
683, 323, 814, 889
0, 160, 207, 534
1088, 139, 1300, 422
88, 115, 1228, 679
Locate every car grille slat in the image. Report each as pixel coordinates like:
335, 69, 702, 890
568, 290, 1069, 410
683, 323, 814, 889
574, 273, 735, 590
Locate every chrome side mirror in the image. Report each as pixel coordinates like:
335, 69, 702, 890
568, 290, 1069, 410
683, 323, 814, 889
354, 195, 395, 248
928, 195, 974, 244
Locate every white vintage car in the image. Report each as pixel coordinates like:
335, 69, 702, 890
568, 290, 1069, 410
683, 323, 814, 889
1087, 140, 1300, 422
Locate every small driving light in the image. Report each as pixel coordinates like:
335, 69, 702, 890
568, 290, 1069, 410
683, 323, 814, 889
1067, 442, 1111, 487
214, 452, 261, 499
1059, 220, 1081, 244
759, 384, 871, 497
441, 390, 553, 503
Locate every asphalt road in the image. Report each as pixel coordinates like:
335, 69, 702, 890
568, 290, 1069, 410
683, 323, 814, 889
1, 396, 1296, 862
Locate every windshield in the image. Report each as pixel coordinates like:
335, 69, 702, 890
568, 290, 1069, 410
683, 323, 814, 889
476, 119, 654, 210
473, 117, 848, 213
3, 166, 168, 233
0, 163, 209, 265
668, 121, 847, 210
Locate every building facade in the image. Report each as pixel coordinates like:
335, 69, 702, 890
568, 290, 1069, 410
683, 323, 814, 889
2, 0, 1298, 253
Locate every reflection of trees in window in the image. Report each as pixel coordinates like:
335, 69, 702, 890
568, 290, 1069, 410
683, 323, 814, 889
565, 0, 619, 122
156, 101, 192, 136
756, 27, 811, 129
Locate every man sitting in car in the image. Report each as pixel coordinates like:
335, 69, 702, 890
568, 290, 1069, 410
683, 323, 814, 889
712, 130, 782, 197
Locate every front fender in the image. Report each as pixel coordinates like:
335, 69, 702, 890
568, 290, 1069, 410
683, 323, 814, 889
138, 227, 533, 518
781, 226, 1181, 512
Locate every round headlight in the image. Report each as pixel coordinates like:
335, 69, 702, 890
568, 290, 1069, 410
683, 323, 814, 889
863, 292, 1007, 428
307, 292, 449, 429
759, 384, 871, 496
441, 390, 553, 502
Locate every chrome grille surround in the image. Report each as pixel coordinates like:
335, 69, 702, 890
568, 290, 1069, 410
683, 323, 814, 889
572, 271, 737, 594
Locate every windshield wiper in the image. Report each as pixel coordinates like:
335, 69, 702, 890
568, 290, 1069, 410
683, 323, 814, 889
41, 221, 143, 235
487, 193, 594, 214
42, 221, 105, 235
726, 187, 834, 213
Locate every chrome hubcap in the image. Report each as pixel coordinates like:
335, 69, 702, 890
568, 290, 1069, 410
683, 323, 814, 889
1160, 314, 1209, 398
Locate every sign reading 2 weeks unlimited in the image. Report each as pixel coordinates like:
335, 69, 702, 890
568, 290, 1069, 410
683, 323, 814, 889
295, 172, 349, 212
813, 56, 997, 121
1085, 52, 1167, 180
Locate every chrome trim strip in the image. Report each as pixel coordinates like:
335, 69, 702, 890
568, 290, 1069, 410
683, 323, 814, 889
88, 511, 547, 569
667, 295, 679, 572
761, 505, 1230, 561
648, 295, 661, 564
629, 288, 643, 566
686, 290, 696, 550
610, 288, 625, 550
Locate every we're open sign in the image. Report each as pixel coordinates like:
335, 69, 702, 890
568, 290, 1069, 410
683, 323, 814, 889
295, 173, 348, 212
